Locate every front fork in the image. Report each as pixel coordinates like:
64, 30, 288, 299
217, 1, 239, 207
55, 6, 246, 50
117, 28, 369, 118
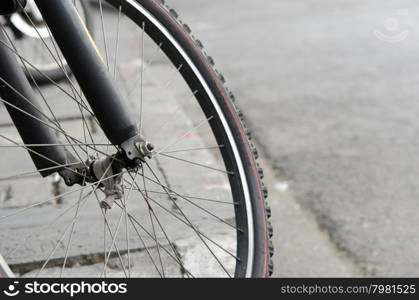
0, 0, 149, 181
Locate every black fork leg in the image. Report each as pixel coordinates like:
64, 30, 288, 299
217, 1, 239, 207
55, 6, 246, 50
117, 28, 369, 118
0, 0, 142, 179
34, 0, 139, 146
0, 26, 67, 177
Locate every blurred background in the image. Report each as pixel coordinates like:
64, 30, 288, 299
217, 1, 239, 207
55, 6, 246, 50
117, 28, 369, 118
168, 0, 419, 277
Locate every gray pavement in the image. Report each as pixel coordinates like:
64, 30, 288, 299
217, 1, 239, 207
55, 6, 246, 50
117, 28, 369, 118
169, 0, 419, 276
258, 152, 360, 277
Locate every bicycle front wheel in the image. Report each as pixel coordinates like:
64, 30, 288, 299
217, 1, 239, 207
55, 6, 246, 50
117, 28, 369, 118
0, 0, 273, 278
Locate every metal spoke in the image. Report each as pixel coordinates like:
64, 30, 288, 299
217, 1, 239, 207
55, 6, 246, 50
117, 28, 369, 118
93, 191, 128, 278
0, 78, 90, 156
0, 38, 95, 117
18, 5, 96, 120
103, 208, 107, 278
121, 42, 163, 101
141, 165, 165, 277
7, 1, 114, 161
117, 200, 192, 277
0, 133, 87, 180
125, 171, 239, 261
135, 182, 239, 261
161, 145, 224, 154
150, 90, 198, 139
98, 0, 110, 69
4, 188, 94, 259
155, 115, 214, 155
0, 170, 127, 223
0, 75, 89, 159
139, 22, 145, 135
144, 165, 234, 276
127, 188, 235, 205
125, 211, 164, 277
17, 4, 68, 74
0, 85, 87, 164
125, 172, 188, 277
60, 177, 86, 277
101, 172, 137, 277
39, 23, 96, 162
159, 153, 234, 175
0, 162, 79, 183
163, 64, 183, 90
15, 5, 105, 161
0, 90, 120, 163
122, 169, 132, 277
144, 163, 237, 230
0, 143, 112, 148
36, 191, 91, 276
113, 6, 122, 80
87, 161, 129, 278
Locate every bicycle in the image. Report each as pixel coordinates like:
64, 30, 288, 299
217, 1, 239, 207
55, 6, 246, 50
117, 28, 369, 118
0, 0, 273, 278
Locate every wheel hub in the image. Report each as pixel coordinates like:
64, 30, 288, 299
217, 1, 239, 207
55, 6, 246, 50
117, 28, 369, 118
120, 134, 155, 162
58, 136, 156, 209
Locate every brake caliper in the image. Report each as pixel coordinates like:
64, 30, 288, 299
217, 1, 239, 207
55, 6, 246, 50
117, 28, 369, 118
58, 154, 124, 210
58, 135, 155, 209
91, 156, 124, 210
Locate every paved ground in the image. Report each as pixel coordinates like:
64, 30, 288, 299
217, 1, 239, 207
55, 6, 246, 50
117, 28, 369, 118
258, 152, 360, 277
169, 0, 419, 276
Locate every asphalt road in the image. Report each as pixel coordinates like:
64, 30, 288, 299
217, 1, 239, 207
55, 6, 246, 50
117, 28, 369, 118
168, 0, 419, 276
